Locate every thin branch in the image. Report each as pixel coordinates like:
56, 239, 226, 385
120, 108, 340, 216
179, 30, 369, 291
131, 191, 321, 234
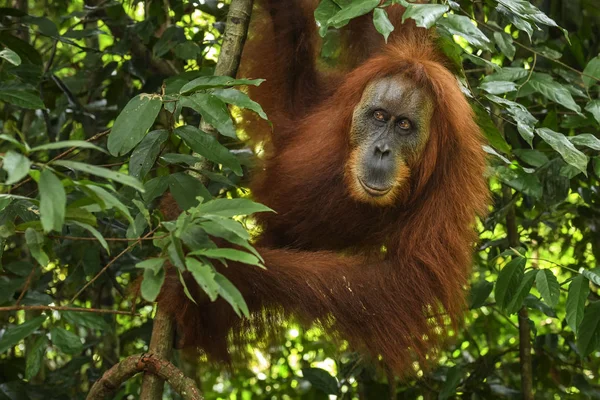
15, 231, 169, 242
86, 354, 203, 400
70, 226, 159, 303
15, 266, 36, 305
9, 129, 111, 192
0, 305, 139, 316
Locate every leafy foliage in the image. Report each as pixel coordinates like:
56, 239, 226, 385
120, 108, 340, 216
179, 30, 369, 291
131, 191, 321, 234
0, 0, 599, 399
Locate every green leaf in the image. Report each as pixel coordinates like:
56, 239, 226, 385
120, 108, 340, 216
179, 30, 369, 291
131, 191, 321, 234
0, 316, 47, 354
62, 310, 110, 331
577, 301, 600, 356
211, 88, 267, 120
160, 153, 201, 165
496, 0, 568, 40
25, 228, 49, 266
0, 89, 44, 109
82, 184, 133, 224
214, 272, 249, 318
495, 257, 526, 310
536, 128, 588, 175
506, 270, 537, 315
168, 234, 186, 271
2, 151, 31, 184
479, 81, 517, 95
513, 149, 549, 167
526, 73, 581, 113
486, 94, 537, 146
129, 129, 168, 179
52, 160, 144, 192
199, 198, 274, 217
585, 100, 600, 124
202, 218, 249, 241
0, 48, 21, 65
482, 67, 528, 82
566, 275, 590, 334
314, 0, 340, 36
25, 335, 47, 380
401, 3, 448, 29
141, 267, 165, 302
373, 8, 394, 42
327, 0, 379, 29
69, 221, 109, 254
50, 327, 82, 355
437, 14, 492, 51
200, 220, 263, 262
180, 76, 264, 94
30, 140, 106, 153
579, 269, 600, 287
189, 248, 263, 267
186, 257, 219, 301
107, 94, 163, 156
473, 105, 510, 154
301, 367, 339, 395
493, 31, 515, 60
168, 172, 211, 211
569, 134, 600, 151
180, 93, 237, 138
39, 169, 66, 233
535, 269, 560, 308
469, 280, 493, 309
582, 56, 600, 89
175, 125, 243, 175
143, 176, 169, 203
438, 366, 466, 400
136, 258, 167, 275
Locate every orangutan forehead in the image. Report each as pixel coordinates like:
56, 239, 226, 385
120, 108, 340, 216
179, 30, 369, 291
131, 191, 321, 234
359, 75, 432, 117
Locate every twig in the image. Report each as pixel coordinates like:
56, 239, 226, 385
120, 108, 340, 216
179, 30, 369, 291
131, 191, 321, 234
13, 232, 169, 242
9, 129, 111, 192
70, 226, 159, 303
15, 266, 36, 305
86, 354, 203, 400
0, 305, 139, 316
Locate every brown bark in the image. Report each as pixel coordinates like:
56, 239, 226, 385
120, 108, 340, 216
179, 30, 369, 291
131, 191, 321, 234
86, 354, 202, 400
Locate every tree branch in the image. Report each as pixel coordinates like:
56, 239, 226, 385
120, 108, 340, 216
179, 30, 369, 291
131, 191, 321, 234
0, 305, 138, 316
140, 307, 175, 400
502, 185, 534, 400
86, 354, 203, 400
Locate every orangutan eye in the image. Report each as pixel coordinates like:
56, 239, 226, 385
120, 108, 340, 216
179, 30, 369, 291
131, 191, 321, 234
398, 118, 412, 131
373, 110, 387, 121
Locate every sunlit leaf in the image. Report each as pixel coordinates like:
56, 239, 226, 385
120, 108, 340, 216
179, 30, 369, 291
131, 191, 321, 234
535, 269, 560, 308
2, 151, 31, 184
566, 275, 590, 333
373, 8, 394, 42
536, 128, 588, 175
186, 257, 219, 301
39, 169, 66, 233
495, 257, 526, 310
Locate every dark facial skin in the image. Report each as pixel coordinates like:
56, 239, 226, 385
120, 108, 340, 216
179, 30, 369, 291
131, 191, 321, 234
348, 75, 433, 204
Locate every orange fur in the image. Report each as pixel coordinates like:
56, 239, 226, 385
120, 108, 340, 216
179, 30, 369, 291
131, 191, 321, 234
158, 1, 489, 376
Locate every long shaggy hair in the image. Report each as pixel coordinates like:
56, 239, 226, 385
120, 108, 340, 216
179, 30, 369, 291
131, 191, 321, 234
158, 0, 489, 376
